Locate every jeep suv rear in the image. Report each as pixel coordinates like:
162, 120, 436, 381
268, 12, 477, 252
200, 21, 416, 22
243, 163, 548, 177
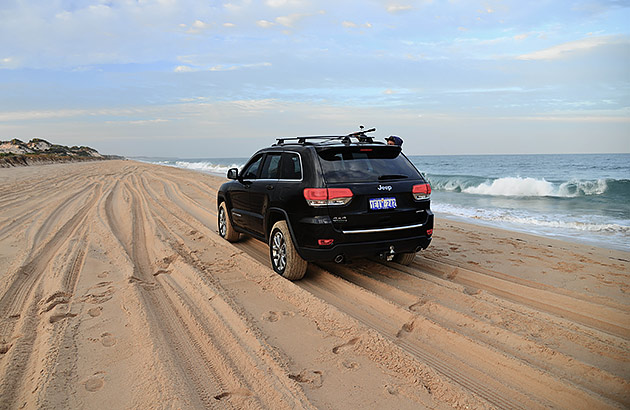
217, 129, 433, 280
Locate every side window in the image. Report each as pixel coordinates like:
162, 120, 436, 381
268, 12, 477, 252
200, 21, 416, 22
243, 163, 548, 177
280, 153, 302, 180
241, 155, 264, 180
259, 153, 282, 179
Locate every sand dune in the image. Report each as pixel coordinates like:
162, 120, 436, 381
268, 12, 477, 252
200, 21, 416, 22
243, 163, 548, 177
0, 160, 628, 409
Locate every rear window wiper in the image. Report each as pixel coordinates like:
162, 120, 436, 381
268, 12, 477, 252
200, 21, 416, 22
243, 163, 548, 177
378, 174, 408, 180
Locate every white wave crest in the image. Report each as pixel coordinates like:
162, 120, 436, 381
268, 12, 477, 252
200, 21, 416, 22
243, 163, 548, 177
461, 177, 608, 197
144, 160, 243, 176
173, 161, 241, 175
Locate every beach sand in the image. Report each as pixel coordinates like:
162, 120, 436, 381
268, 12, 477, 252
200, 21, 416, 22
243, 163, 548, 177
0, 160, 628, 409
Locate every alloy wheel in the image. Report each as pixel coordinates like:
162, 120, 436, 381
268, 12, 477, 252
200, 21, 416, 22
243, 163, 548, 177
271, 230, 287, 272
219, 207, 227, 237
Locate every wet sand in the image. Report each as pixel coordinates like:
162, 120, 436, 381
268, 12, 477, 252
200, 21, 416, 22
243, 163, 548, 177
0, 160, 628, 409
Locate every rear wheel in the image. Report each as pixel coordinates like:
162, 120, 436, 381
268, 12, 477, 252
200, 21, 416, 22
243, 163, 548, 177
394, 252, 416, 266
269, 221, 307, 280
218, 202, 239, 242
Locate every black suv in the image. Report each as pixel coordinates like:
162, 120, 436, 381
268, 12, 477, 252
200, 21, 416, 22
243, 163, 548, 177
217, 129, 433, 280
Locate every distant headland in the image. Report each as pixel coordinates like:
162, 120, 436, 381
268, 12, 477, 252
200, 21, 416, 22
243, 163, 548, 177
0, 138, 123, 167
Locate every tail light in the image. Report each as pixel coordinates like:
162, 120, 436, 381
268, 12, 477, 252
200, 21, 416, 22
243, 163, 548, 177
412, 183, 431, 200
304, 188, 353, 206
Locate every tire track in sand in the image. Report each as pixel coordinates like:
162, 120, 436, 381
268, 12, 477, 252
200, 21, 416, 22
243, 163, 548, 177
134, 171, 314, 408
103, 174, 307, 408
0, 185, 99, 407
325, 260, 629, 406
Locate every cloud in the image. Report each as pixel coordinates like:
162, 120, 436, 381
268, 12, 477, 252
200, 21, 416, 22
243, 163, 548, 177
0, 57, 20, 69
265, 0, 305, 7
106, 119, 169, 125
517, 35, 627, 60
257, 19, 275, 28
184, 19, 211, 34
275, 11, 325, 27
386, 4, 414, 13
174, 62, 272, 72
174, 65, 196, 72
342, 21, 373, 29
0, 107, 148, 122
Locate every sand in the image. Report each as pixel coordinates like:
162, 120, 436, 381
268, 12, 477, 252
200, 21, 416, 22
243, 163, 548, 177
0, 160, 628, 409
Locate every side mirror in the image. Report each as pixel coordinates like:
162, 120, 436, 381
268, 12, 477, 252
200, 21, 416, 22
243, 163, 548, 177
227, 168, 239, 180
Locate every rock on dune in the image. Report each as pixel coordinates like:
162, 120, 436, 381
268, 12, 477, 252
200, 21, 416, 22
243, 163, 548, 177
0, 138, 118, 167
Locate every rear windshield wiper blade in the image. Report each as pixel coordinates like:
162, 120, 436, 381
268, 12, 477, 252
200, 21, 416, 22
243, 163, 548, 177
378, 174, 408, 180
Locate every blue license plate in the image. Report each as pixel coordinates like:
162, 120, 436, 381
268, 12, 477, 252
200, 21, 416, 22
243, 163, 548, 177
369, 197, 397, 210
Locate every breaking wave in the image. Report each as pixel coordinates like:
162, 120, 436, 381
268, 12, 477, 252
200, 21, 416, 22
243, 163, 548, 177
147, 160, 244, 176
428, 175, 629, 198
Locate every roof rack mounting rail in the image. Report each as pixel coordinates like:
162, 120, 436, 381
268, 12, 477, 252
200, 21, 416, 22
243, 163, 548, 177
275, 126, 377, 145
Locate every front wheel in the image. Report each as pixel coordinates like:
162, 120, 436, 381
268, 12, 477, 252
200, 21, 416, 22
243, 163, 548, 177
218, 202, 239, 242
269, 221, 307, 280
394, 252, 416, 266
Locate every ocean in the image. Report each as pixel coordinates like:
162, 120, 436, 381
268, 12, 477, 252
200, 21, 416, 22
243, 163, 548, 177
136, 153, 630, 251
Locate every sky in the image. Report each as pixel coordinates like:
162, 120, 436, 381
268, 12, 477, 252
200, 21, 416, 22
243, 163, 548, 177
0, 0, 629, 157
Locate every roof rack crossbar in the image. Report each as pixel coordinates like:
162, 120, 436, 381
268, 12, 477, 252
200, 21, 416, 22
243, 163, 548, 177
275, 127, 377, 145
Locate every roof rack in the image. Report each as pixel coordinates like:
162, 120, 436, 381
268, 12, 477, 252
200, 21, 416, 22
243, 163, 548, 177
275, 126, 378, 146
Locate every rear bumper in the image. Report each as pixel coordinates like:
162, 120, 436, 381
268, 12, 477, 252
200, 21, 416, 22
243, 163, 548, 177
292, 210, 434, 262
298, 235, 432, 262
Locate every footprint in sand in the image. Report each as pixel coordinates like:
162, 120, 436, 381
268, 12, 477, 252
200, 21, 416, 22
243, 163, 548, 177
49, 312, 78, 324
262, 311, 295, 322
288, 370, 323, 388
332, 337, 359, 354
81, 282, 116, 304
41, 292, 72, 313
0, 343, 12, 354
214, 388, 252, 401
87, 307, 102, 317
84, 373, 105, 392
385, 384, 399, 395
409, 299, 427, 312
128, 276, 158, 290
341, 359, 360, 370
396, 320, 415, 338
97, 271, 109, 279
100, 332, 117, 347
263, 311, 279, 322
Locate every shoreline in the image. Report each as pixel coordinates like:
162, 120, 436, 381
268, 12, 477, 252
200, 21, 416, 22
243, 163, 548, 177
139, 158, 629, 252
1, 160, 628, 408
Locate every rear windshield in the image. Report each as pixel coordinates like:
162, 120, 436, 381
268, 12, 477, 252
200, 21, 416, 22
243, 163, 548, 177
317, 146, 421, 183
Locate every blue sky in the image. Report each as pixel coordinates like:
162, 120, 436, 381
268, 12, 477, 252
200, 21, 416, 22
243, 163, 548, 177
0, 0, 628, 157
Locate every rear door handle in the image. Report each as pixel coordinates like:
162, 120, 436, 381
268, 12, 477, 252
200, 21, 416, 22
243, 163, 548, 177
266, 185, 274, 190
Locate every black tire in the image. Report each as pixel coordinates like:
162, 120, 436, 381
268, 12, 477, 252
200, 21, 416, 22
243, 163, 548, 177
269, 221, 307, 280
394, 252, 416, 266
218, 202, 239, 242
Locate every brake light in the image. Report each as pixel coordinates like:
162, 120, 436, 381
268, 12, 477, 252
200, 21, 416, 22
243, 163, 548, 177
318, 239, 334, 246
412, 183, 431, 200
304, 188, 353, 206
427, 229, 433, 236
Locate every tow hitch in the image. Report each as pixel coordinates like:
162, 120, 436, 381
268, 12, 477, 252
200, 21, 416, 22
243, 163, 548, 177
379, 246, 396, 261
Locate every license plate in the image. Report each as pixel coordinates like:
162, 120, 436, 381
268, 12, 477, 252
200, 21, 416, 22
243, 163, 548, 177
369, 197, 397, 210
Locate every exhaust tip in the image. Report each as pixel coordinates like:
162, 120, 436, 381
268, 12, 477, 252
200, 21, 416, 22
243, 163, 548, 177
415, 246, 424, 252
334, 254, 344, 264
